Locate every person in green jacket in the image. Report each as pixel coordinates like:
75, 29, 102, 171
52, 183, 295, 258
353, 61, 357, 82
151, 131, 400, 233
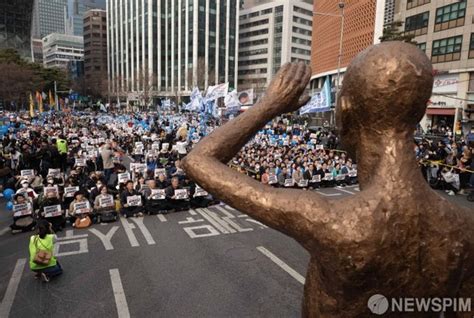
56, 135, 68, 172
28, 220, 63, 282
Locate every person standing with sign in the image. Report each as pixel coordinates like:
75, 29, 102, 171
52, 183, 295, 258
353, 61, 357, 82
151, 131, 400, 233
29, 220, 63, 282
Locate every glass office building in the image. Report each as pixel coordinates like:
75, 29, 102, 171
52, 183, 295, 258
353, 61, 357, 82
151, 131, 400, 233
0, 0, 34, 59
107, 0, 239, 98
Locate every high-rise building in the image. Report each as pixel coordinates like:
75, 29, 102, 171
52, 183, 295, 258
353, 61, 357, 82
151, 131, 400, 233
42, 33, 84, 69
32, 0, 68, 39
0, 0, 34, 59
310, 0, 389, 91
399, 0, 473, 136
31, 38, 44, 63
107, 0, 239, 100
66, 0, 106, 36
238, 0, 313, 96
83, 9, 107, 96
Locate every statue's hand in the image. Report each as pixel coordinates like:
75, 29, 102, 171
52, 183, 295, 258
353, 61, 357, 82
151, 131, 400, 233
261, 62, 312, 115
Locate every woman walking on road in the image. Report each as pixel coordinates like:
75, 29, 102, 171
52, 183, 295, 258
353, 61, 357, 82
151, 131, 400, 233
28, 220, 63, 282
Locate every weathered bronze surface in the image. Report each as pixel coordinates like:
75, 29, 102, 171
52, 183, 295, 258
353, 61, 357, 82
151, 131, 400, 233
182, 42, 474, 317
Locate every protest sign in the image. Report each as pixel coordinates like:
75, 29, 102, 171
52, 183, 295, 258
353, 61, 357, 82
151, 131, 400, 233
118, 172, 130, 184
74, 201, 91, 214
284, 179, 294, 187
13, 203, 32, 217
126, 195, 142, 206
298, 180, 309, 187
99, 195, 114, 208
64, 186, 79, 197
174, 189, 189, 200
150, 189, 166, 200
20, 169, 34, 178
44, 205, 62, 218
268, 175, 278, 185
335, 174, 346, 181
311, 175, 321, 183
44, 186, 59, 197
75, 158, 86, 167
194, 186, 208, 198
48, 169, 61, 178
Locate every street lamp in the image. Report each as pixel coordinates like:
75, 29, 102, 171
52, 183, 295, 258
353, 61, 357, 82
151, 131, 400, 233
314, 1, 345, 126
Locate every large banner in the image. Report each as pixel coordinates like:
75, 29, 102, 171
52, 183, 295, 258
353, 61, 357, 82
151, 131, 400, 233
205, 82, 228, 101
300, 77, 332, 115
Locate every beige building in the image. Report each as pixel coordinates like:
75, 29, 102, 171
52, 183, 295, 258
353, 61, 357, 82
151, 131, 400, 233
399, 0, 474, 137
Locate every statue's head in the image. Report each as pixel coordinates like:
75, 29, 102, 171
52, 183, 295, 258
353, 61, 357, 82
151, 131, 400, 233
336, 42, 433, 153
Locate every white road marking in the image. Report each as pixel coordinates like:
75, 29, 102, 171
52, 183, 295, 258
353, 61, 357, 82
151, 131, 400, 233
157, 214, 167, 222
195, 209, 230, 234
0, 258, 26, 318
257, 247, 305, 285
188, 209, 197, 215
130, 217, 156, 245
89, 226, 119, 251
56, 230, 88, 241
0, 227, 10, 236
203, 208, 237, 233
354, 187, 360, 192
120, 218, 139, 247
109, 269, 131, 318
183, 225, 221, 238
335, 188, 356, 195
214, 206, 253, 232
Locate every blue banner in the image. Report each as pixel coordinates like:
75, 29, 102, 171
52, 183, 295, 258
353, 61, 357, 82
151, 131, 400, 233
300, 77, 332, 115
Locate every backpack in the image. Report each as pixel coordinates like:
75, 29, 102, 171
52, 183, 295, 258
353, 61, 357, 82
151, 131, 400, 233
33, 236, 52, 265
74, 215, 92, 229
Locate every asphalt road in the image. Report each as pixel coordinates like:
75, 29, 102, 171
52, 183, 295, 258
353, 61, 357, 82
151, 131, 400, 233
0, 185, 472, 318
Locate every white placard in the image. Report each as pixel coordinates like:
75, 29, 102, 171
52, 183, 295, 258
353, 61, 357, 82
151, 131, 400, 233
20, 169, 34, 177
298, 180, 308, 187
335, 174, 346, 181
44, 204, 62, 218
13, 203, 32, 217
161, 143, 169, 151
74, 201, 91, 214
284, 179, 294, 187
48, 169, 61, 177
75, 158, 86, 167
348, 170, 358, 177
150, 189, 166, 200
194, 186, 208, 198
118, 172, 130, 184
324, 174, 334, 181
151, 143, 160, 150
126, 195, 142, 206
99, 195, 114, 208
311, 175, 321, 183
268, 175, 278, 185
64, 186, 79, 198
316, 145, 324, 150
44, 186, 59, 197
174, 189, 188, 200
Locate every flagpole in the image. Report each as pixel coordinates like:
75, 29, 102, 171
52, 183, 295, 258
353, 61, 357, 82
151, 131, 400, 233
54, 81, 59, 111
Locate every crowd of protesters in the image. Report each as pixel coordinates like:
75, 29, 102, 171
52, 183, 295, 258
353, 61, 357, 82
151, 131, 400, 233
0, 109, 471, 239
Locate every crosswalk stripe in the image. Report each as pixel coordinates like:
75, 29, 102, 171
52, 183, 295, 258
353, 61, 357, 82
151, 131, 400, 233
0, 258, 26, 318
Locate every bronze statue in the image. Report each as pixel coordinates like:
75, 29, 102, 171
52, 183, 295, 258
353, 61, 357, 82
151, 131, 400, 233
182, 42, 474, 317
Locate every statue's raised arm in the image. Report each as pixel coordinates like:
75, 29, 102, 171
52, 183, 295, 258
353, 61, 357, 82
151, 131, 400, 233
181, 63, 334, 241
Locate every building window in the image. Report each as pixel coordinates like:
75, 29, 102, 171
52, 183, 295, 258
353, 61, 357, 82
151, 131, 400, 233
434, 1, 466, 32
470, 33, 474, 59
407, 0, 430, 10
416, 42, 426, 53
431, 35, 462, 63
405, 11, 429, 36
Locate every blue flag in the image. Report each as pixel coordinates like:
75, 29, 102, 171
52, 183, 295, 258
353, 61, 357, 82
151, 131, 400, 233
300, 77, 332, 115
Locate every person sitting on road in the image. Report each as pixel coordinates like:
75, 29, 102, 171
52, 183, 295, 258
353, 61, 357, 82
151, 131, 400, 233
165, 176, 190, 212
10, 193, 35, 234
93, 186, 118, 222
155, 173, 169, 189
29, 220, 63, 282
68, 191, 95, 226
120, 180, 145, 218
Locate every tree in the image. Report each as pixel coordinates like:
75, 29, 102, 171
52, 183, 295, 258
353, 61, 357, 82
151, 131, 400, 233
379, 21, 417, 44
0, 62, 39, 109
